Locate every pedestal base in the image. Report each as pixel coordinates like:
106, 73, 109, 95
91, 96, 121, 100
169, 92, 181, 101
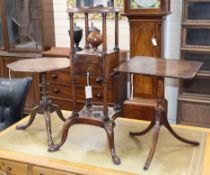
129, 99, 199, 170
52, 105, 121, 165
16, 102, 65, 151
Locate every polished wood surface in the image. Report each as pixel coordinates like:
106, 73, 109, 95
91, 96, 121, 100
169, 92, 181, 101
115, 56, 202, 169
7, 57, 70, 73
115, 56, 202, 79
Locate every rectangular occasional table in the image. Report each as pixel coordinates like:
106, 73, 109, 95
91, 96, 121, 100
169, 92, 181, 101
114, 56, 203, 170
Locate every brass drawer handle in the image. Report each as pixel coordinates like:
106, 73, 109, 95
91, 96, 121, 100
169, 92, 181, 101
53, 88, 59, 94
51, 74, 57, 79
96, 77, 103, 83
96, 93, 102, 99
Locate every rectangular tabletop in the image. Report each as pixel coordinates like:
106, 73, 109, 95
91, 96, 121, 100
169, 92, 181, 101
114, 56, 203, 79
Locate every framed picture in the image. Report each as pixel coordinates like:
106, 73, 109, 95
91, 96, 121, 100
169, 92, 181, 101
75, 0, 114, 8
67, 0, 124, 19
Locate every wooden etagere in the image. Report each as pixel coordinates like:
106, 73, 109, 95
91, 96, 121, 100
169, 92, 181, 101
52, 7, 127, 165
177, 0, 210, 127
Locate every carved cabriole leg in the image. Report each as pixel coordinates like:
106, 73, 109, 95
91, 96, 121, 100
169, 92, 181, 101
104, 121, 120, 165
51, 115, 76, 151
17, 71, 66, 152
51, 103, 66, 121
16, 105, 40, 130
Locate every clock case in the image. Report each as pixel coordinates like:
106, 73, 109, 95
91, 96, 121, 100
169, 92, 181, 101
124, 0, 170, 16
122, 0, 171, 121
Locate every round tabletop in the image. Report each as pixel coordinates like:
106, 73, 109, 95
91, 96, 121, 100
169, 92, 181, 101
7, 57, 70, 73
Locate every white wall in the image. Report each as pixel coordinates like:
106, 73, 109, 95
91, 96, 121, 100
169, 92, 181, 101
164, 0, 183, 123
53, 0, 129, 50
53, 0, 183, 123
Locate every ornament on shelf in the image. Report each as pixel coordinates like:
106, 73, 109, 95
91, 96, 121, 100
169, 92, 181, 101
68, 23, 83, 51
87, 28, 102, 51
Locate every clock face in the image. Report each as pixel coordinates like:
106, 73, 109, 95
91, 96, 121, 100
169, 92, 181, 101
130, 0, 160, 9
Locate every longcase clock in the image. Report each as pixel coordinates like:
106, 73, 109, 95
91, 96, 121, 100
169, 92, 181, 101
123, 0, 170, 120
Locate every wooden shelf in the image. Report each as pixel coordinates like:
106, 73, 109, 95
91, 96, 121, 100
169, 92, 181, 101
182, 22, 210, 27
181, 47, 210, 53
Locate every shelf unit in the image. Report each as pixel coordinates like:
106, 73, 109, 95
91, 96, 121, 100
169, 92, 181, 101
177, 0, 210, 127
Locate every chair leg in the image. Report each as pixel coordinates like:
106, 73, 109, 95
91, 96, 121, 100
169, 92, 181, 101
104, 122, 121, 165
16, 105, 40, 130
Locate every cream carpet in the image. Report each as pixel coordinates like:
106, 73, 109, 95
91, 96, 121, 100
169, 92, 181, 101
0, 111, 207, 175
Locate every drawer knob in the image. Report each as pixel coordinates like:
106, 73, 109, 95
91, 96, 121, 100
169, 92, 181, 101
51, 74, 57, 79
96, 77, 103, 83
53, 88, 59, 94
96, 93, 102, 99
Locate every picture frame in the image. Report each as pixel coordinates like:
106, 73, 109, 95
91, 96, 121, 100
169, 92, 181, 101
74, 0, 114, 8
67, 0, 124, 19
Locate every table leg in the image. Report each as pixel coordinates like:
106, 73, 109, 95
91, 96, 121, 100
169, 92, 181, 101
43, 108, 54, 151
130, 102, 199, 170
143, 106, 162, 170
51, 113, 78, 151
16, 105, 41, 129
104, 122, 121, 165
16, 72, 66, 151
51, 111, 121, 165
129, 119, 155, 136
51, 103, 66, 121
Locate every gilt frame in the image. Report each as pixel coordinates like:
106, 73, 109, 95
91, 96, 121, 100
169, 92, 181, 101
67, 0, 124, 19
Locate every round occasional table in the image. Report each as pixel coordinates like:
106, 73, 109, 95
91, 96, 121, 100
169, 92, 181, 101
7, 57, 70, 151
